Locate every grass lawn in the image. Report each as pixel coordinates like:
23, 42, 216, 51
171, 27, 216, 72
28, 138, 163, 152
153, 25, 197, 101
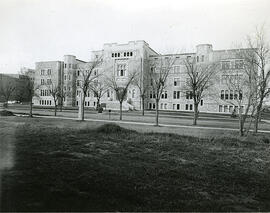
1, 117, 270, 211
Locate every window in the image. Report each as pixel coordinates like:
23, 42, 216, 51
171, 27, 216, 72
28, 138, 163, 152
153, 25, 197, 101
234, 90, 238, 100
225, 90, 229, 100
132, 89, 135, 98
47, 79, 51, 84
174, 78, 180, 86
160, 103, 163, 109
153, 103, 156, 109
64, 75, 67, 81
224, 105, 228, 113
107, 90, 110, 98
149, 91, 152, 99
173, 104, 176, 110
64, 64, 67, 68
185, 104, 188, 110
149, 103, 152, 109
229, 106, 234, 113
41, 79, 45, 85
164, 103, 167, 109
239, 90, 243, 100
230, 90, 233, 100
118, 53, 120, 57
124, 52, 126, 57
127, 52, 129, 57
112, 53, 114, 57
117, 64, 126, 77
47, 69, 51, 75
201, 55, 204, 62
68, 87, 71, 91
197, 56, 199, 62
219, 105, 223, 112
77, 70, 80, 76
68, 75, 71, 81
177, 104, 180, 110
201, 99, 203, 106
77, 80, 80, 87
235, 60, 244, 69
220, 90, 224, 100
76, 101, 78, 106
173, 91, 180, 99
130, 52, 133, 56
190, 104, 193, 110
186, 91, 193, 99
40, 69, 45, 75
221, 61, 230, 70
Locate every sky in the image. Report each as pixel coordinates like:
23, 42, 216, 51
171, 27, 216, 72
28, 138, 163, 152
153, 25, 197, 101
0, 0, 269, 74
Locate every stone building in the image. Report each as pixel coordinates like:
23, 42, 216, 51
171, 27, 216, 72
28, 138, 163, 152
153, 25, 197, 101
32, 40, 270, 113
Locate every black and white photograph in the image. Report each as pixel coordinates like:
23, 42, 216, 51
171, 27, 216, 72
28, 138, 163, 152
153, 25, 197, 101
0, 0, 270, 212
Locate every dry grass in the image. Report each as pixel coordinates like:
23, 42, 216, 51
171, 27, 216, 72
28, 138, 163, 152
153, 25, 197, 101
1, 120, 270, 211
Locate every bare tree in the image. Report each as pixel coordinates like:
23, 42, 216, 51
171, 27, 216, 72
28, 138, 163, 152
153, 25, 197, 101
149, 56, 176, 126
133, 69, 148, 116
221, 57, 257, 136
77, 57, 103, 121
47, 82, 61, 116
89, 80, 108, 110
19, 71, 39, 117
184, 58, 218, 125
107, 71, 137, 120
0, 76, 16, 108
245, 26, 270, 133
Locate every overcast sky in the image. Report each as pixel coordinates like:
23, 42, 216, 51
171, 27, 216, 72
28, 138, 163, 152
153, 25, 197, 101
0, 0, 269, 74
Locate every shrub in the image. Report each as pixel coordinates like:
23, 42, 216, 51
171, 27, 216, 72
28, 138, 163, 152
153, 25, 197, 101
95, 123, 135, 134
0, 110, 14, 116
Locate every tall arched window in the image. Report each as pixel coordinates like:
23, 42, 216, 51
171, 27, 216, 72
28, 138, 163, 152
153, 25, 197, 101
225, 90, 229, 100
221, 90, 224, 100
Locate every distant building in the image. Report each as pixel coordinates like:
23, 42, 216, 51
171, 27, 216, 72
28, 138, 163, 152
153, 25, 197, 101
32, 40, 270, 112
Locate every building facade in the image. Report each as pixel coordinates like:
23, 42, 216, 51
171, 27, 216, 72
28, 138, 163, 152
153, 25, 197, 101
32, 40, 270, 113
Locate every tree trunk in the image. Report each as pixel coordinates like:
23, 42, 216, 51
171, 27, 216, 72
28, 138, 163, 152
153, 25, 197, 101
142, 96, 145, 116
29, 97, 33, 117
97, 97, 100, 110
82, 95, 85, 121
193, 103, 199, 125
120, 101, 123, 120
54, 100, 57, 116
254, 103, 262, 133
155, 99, 159, 126
239, 114, 244, 136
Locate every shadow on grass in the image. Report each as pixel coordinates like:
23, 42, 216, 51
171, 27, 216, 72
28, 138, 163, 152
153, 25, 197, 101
1, 123, 270, 212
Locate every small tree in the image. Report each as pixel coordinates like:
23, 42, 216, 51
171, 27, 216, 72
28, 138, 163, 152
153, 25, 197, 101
107, 71, 137, 120
19, 71, 39, 117
89, 80, 108, 110
47, 82, 61, 116
0, 77, 16, 108
77, 57, 103, 121
245, 26, 270, 133
221, 58, 257, 136
149, 56, 175, 126
133, 68, 148, 116
184, 58, 218, 125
